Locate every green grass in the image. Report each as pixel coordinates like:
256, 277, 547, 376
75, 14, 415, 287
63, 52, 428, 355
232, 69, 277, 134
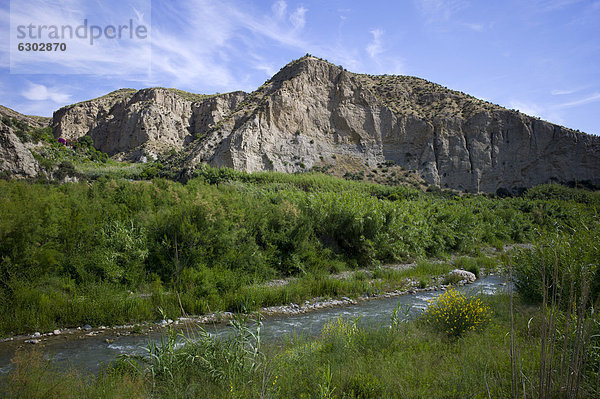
74, 162, 147, 180
225, 274, 382, 312
0, 280, 182, 334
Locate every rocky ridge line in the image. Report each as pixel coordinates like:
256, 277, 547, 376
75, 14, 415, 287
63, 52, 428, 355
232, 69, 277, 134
15, 55, 600, 192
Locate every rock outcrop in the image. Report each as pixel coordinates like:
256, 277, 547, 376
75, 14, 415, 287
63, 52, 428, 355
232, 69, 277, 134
0, 121, 39, 178
447, 269, 477, 284
52, 88, 247, 161
50, 56, 600, 192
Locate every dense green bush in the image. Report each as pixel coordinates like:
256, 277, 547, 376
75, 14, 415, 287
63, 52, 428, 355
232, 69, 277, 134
524, 183, 600, 206
513, 225, 600, 306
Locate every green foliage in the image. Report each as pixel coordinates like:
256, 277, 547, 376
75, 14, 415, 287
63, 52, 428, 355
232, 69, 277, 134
422, 288, 492, 336
0, 174, 596, 335
342, 373, 384, 399
29, 132, 111, 175
453, 255, 498, 277
514, 224, 600, 306
0, 349, 147, 398
54, 160, 78, 180
1, 114, 55, 146
75, 162, 145, 180
123, 314, 265, 397
77, 135, 94, 148
454, 256, 480, 277
1, 117, 31, 141
524, 183, 600, 206
391, 303, 412, 329
166, 88, 215, 102
321, 317, 360, 343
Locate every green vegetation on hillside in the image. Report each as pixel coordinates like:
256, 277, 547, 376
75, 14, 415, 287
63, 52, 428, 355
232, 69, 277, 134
1, 117, 51, 145
164, 88, 221, 103
0, 121, 165, 182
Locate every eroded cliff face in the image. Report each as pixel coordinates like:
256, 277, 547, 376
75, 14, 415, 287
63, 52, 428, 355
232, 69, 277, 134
0, 105, 48, 178
186, 59, 386, 173
52, 88, 247, 161
0, 122, 39, 178
183, 56, 599, 192
51, 56, 600, 192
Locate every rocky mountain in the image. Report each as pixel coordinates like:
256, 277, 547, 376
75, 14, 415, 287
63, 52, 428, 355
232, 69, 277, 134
0, 105, 50, 129
4, 55, 599, 192
178, 56, 599, 193
52, 88, 247, 161
0, 106, 48, 178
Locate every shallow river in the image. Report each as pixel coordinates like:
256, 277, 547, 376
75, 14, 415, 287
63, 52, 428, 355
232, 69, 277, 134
0, 275, 507, 375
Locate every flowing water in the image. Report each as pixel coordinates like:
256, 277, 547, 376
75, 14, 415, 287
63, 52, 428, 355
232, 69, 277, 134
0, 275, 508, 375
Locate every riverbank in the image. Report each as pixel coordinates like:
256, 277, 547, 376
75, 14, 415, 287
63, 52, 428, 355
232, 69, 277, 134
0, 274, 508, 379
3, 276, 596, 398
0, 254, 499, 347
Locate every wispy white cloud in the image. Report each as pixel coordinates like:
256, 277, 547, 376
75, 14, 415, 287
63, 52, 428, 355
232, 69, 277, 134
6, 0, 151, 77
533, 0, 585, 12
366, 29, 384, 58
248, 52, 278, 78
508, 99, 567, 126
551, 88, 579, 95
363, 29, 405, 74
272, 0, 287, 20
416, 0, 467, 22
3, 0, 406, 100
290, 6, 308, 30
463, 22, 484, 31
144, 0, 317, 89
147, 1, 237, 88
508, 92, 600, 129
508, 100, 545, 118
556, 92, 600, 108
385, 59, 405, 75
21, 82, 72, 103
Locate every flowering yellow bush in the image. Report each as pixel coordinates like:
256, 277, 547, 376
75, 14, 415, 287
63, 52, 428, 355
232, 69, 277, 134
422, 289, 491, 336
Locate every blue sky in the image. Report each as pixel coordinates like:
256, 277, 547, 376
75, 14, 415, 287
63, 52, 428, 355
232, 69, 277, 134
1, 0, 599, 135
